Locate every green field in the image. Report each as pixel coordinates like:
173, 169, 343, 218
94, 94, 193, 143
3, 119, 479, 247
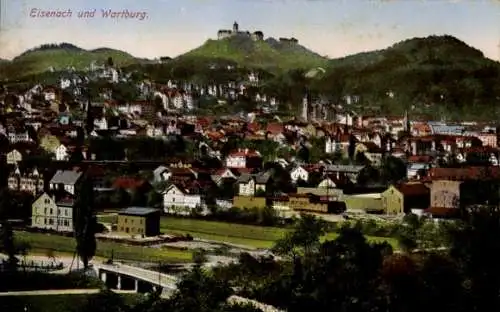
15, 231, 192, 263
99, 216, 398, 249
0, 294, 143, 312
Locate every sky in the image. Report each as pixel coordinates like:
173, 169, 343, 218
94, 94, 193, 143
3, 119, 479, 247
0, 0, 499, 61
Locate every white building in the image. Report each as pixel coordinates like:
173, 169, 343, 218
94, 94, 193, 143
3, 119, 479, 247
31, 192, 74, 233
225, 149, 261, 169
55, 144, 69, 161
49, 170, 82, 195
163, 184, 204, 215
290, 166, 309, 183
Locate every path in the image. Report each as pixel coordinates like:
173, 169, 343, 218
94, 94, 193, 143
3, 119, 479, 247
0, 289, 136, 296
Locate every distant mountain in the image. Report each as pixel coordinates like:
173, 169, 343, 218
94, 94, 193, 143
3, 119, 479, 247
178, 36, 327, 72
327, 35, 492, 70
0, 43, 141, 80
317, 35, 500, 120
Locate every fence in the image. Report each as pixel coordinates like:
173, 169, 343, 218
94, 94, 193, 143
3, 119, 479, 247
0, 259, 64, 273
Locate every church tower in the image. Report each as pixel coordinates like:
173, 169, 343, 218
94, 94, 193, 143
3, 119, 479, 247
403, 109, 410, 133
233, 21, 239, 33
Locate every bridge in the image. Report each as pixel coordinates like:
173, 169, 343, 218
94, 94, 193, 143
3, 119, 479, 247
93, 262, 284, 311
93, 262, 178, 297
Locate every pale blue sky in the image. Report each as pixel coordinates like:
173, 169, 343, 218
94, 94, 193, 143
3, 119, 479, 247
1, 0, 499, 60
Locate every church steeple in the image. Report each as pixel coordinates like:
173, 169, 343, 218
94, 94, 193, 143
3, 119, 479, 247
403, 109, 410, 133
232, 21, 239, 33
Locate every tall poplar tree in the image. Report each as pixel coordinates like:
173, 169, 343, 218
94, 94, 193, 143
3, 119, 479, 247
73, 172, 97, 268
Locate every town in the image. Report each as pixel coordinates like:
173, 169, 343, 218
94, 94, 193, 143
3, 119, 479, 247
1, 13, 500, 312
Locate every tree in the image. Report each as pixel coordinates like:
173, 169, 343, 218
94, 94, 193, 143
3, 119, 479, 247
78, 289, 127, 312
147, 190, 163, 208
448, 207, 500, 311
381, 156, 407, 183
0, 189, 17, 269
273, 214, 327, 259
131, 190, 147, 206
347, 134, 356, 161
111, 188, 131, 207
152, 265, 233, 312
73, 174, 97, 269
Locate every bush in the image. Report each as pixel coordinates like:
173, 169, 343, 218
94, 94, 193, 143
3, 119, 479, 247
0, 271, 103, 291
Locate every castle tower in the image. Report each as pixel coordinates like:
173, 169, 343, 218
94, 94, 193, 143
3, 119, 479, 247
233, 21, 239, 33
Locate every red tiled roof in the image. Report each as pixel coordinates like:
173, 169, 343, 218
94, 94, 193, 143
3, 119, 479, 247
407, 155, 433, 163
112, 177, 148, 190
246, 122, 261, 132
228, 149, 261, 157
428, 166, 500, 181
460, 146, 499, 154
266, 123, 284, 134
395, 182, 429, 196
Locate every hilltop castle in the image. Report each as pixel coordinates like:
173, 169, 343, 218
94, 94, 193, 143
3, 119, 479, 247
217, 22, 264, 41
217, 22, 299, 45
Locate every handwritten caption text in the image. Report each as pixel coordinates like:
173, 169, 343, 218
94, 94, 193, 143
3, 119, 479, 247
29, 8, 148, 20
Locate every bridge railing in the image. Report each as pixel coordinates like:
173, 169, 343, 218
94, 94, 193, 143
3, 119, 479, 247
96, 263, 179, 286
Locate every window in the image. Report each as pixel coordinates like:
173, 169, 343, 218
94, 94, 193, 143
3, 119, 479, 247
126, 227, 129, 233
50, 209, 53, 215
140, 219, 143, 225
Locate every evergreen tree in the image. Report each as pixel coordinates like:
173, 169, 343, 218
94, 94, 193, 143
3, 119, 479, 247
0, 189, 17, 269
73, 173, 97, 268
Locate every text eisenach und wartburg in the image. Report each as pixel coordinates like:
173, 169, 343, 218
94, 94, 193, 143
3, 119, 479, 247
29, 8, 148, 20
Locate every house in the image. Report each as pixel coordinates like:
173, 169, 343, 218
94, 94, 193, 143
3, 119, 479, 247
288, 193, 333, 214
426, 167, 500, 218
8, 166, 45, 195
6, 149, 23, 165
270, 196, 291, 216
237, 174, 255, 196
233, 195, 267, 209
356, 142, 383, 166
343, 193, 384, 214
55, 144, 69, 161
381, 183, 430, 215
255, 171, 272, 193
117, 207, 161, 237
31, 192, 74, 233
407, 162, 431, 180
323, 165, 365, 183
49, 170, 83, 195
289, 165, 309, 183
225, 148, 262, 169
163, 183, 203, 215
8, 129, 32, 143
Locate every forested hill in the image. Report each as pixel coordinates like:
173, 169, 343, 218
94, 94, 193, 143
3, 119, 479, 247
313, 35, 500, 120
